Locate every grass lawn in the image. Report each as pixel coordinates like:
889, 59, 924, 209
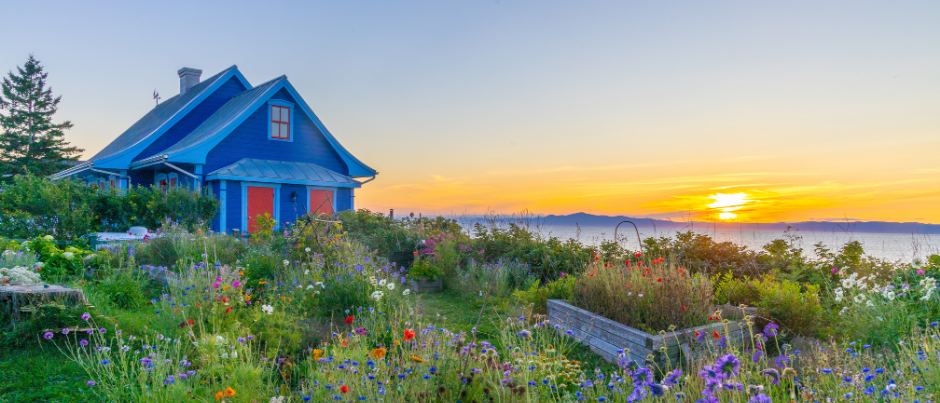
0, 344, 102, 403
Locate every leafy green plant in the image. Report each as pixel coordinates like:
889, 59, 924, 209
513, 275, 576, 314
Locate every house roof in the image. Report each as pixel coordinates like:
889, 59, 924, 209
135, 76, 378, 178
133, 76, 286, 167
205, 158, 362, 188
89, 66, 249, 167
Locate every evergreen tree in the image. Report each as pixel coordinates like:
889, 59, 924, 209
0, 55, 82, 179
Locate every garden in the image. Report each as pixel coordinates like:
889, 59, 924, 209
1, 181, 940, 402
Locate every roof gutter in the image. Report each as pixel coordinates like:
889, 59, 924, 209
162, 161, 199, 179
357, 175, 377, 185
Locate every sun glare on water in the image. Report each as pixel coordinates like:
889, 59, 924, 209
707, 193, 751, 220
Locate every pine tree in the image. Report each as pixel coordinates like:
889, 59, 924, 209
0, 55, 83, 179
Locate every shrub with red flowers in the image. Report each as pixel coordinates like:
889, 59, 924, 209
572, 257, 713, 333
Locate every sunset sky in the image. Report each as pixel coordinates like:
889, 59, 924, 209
3, 1, 939, 223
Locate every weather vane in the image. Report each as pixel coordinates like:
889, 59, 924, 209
153, 89, 161, 106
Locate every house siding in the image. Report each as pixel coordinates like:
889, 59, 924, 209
336, 188, 352, 211
279, 185, 307, 225
133, 77, 248, 162
227, 181, 243, 233
203, 88, 348, 175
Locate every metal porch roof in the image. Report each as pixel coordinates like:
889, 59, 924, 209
204, 158, 361, 187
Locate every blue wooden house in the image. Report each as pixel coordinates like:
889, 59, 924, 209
52, 66, 377, 234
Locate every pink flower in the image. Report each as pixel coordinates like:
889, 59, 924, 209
831, 267, 839, 274
917, 269, 926, 275
213, 282, 221, 288
232, 280, 241, 288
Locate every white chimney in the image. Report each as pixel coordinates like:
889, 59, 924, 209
177, 67, 202, 95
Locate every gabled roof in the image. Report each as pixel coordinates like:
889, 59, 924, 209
133, 76, 378, 177
205, 158, 362, 188
87, 66, 252, 169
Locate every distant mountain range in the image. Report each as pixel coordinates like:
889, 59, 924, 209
535, 213, 940, 234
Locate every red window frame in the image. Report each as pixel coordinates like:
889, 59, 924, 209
159, 179, 167, 194
111, 179, 116, 189
170, 177, 177, 189
270, 105, 290, 140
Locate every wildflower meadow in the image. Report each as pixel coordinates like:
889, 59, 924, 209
1, 208, 939, 402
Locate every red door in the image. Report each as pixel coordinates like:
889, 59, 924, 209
246, 186, 274, 233
310, 189, 334, 216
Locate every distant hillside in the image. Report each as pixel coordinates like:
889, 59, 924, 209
538, 213, 940, 234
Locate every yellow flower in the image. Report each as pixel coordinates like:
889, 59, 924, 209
224, 387, 236, 397
259, 281, 267, 285
370, 347, 387, 359
313, 349, 323, 360
410, 355, 426, 363
244, 295, 251, 301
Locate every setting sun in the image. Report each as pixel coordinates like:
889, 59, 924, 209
718, 212, 737, 220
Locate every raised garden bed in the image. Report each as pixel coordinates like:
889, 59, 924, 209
409, 278, 443, 293
547, 299, 751, 366
1, 284, 88, 322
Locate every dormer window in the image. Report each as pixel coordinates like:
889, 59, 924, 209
270, 105, 291, 140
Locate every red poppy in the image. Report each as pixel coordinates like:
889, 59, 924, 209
635, 253, 642, 258
345, 316, 354, 325
708, 316, 714, 320
712, 331, 720, 339
340, 385, 349, 393
403, 329, 416, 341
196, 302, 201, 307
656, 278, 662, 282
594, 256, 599, 261
222, 297, 229, 303
225, 307, 232, 313
624, 261, 630, 266
695, 331, 700, 337
681, 306, 686, 310
187, 319, 195, 325
588, 273, 594, 277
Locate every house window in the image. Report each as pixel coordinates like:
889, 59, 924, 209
110, 179, 116, 189
170, 177, 177, 189
270, 105, 290, 140
159, 179, 167, 194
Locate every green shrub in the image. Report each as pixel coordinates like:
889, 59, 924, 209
0, 175, 219, 240
513, 275, 576, 314
754, 277, 822, 337
96, 271, 148, 310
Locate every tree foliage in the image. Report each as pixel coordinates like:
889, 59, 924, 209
0, 55, 82, 179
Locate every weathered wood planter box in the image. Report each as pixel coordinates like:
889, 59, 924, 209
409, 278, 443, 293
547, 299, 750, 365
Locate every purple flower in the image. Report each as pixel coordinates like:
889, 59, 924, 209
663, 369, 682, 386
749, 393, 772, 403
86, 381, 96, 386
43, 332, 54, 340
79, 339, 89, 347
831, 267, 839, 274
99, 328, 107, 334
763, 323, 779, 337
81, 312, 91, 321
752, 350, 764, 363
715, 354, 741, 378
774, 355, 789, 368
762, 368, 780, 385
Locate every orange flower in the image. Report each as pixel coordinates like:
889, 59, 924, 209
215, 391, 223, 400
403, 329, 416, 341
224, 387, 236, 397
712, 331, 720, 339
370, 347, 387, 359
410, 355, 426, 363
312, 349, 323, 360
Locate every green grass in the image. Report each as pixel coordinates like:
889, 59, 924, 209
416, 289, 617, 372
0, 345, 102, 403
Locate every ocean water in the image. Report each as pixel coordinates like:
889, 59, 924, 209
521, 225, 939, 263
